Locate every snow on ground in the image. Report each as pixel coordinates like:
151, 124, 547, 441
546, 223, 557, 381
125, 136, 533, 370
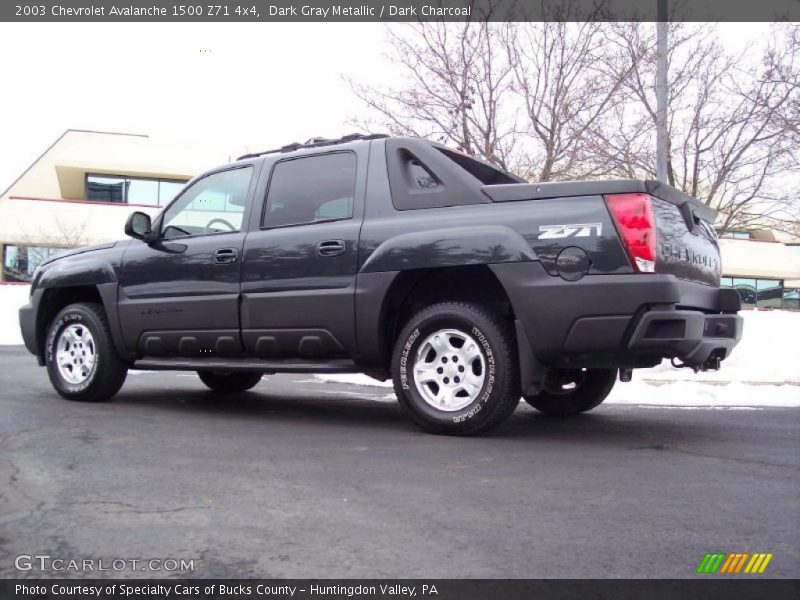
1, 284, 798, 407
315, 373, 394, 388
641, 309, 799, 385
0, 285, 31, 345
313, 309, 800, 408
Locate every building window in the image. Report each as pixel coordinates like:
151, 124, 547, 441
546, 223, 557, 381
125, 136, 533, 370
85, 174, 187, 206
782, 287, 800, 310
722, 276, 785, 308
718, 230, 752, 240
756, 278, 783, 308
2, 244, 68, 282
729, 278, 758, 307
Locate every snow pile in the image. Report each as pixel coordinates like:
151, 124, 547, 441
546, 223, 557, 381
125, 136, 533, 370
605, 380, 799, 407
314, 373, 394, 388
641, 309, 799, 384
0, 284, 30, 345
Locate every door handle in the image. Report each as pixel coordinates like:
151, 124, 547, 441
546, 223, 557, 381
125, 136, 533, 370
316, 240, 346, 257
214, 247, 239, 264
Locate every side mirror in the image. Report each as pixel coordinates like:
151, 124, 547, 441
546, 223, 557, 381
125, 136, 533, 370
124, 211, 156, 243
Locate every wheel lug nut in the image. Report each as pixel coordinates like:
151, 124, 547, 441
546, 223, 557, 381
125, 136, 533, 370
454, 376, 460, 383
437, 367, 443, 374
443, 377, 449, 384
452, 356, 458, 362
458, 366, 464, 372
442, 357, 448, 363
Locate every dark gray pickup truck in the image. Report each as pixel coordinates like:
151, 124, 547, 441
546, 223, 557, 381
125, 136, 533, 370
19, 133, 743, 435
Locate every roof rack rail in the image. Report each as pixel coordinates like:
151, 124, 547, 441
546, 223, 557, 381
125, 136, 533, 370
237, 132, 389, 160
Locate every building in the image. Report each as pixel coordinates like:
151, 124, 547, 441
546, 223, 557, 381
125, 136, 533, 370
0, 129, 244, 282
718, 229, 800, 309
2, 129, 799, 308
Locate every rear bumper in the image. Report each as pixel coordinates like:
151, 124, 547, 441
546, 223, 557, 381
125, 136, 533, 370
490, 262, 743, 369
626, 308, 742, 368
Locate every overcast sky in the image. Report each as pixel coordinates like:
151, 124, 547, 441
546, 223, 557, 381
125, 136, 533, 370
0, 22, 771, 194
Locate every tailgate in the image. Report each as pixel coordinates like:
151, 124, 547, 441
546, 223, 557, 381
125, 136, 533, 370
650, 193, 721, 286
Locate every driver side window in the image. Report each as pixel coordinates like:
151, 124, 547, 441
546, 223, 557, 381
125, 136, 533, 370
161, 166, 253, 239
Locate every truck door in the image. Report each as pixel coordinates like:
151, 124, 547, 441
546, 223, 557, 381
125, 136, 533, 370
118, 165, 257, 356
239, 148, 366, 359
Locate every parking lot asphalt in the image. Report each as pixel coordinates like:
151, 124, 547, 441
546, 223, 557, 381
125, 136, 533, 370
0, 345, 798, 579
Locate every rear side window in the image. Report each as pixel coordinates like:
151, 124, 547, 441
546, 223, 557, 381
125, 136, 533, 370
408, 158, 441, 189
263, 152, 356, 228
385, 139, 494, 211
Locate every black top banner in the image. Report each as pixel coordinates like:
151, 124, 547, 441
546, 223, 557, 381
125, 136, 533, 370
3, 0, 800, 22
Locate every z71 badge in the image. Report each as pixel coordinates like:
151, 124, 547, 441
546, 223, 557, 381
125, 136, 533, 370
538, 223, 603, 239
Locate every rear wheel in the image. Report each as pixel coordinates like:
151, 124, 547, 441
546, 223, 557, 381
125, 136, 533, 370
45, 303, 128, 402
523, 368, 616, 415
391, 302, 519, 436
197, 371, 264, 393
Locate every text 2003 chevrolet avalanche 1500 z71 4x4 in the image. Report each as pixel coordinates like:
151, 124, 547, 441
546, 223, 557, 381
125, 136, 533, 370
19, 134, 743, 435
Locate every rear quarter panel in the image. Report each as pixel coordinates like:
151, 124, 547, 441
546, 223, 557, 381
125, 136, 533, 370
359, 196, 632, 276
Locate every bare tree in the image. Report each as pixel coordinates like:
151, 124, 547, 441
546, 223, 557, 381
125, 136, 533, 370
346, 20, 518, 170
592, 23, 800, 235
503, 21, 631, 181
348, 21, 800, 235
347, 20, 628, 179
6, 216, 86, 281
14, 214, 88, 250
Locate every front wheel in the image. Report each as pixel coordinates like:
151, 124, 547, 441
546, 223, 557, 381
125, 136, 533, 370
523, 368, 617, 415
197, 371, 264, 393
45, 303, 128, 402
391, 302, 520, 436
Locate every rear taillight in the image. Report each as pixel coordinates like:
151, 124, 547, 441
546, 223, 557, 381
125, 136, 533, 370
605, 193, 656, 273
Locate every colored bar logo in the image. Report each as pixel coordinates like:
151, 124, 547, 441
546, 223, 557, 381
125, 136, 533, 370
696, 552, 773, 574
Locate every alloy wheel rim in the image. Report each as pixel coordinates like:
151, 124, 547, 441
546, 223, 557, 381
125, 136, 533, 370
56, 323, 97, 384
413, 328, 486, 412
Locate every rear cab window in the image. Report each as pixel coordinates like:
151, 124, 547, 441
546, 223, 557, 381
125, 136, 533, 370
262, 152, 357, 228
385, 138, 519, 211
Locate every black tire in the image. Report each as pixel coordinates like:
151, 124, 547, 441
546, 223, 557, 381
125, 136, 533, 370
197, 371, 264, 393
44, 302, 128, 402
523, 368, 617, 415
391, 302, 520, 436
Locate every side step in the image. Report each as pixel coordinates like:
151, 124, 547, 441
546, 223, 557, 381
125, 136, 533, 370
133, 357, 361, 374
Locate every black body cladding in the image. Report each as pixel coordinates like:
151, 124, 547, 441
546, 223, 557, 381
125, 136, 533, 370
19, 135, 741, 382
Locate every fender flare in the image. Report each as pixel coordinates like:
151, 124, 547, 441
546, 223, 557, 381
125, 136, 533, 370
355, 226, 540, 383
33, 260, 131, 364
